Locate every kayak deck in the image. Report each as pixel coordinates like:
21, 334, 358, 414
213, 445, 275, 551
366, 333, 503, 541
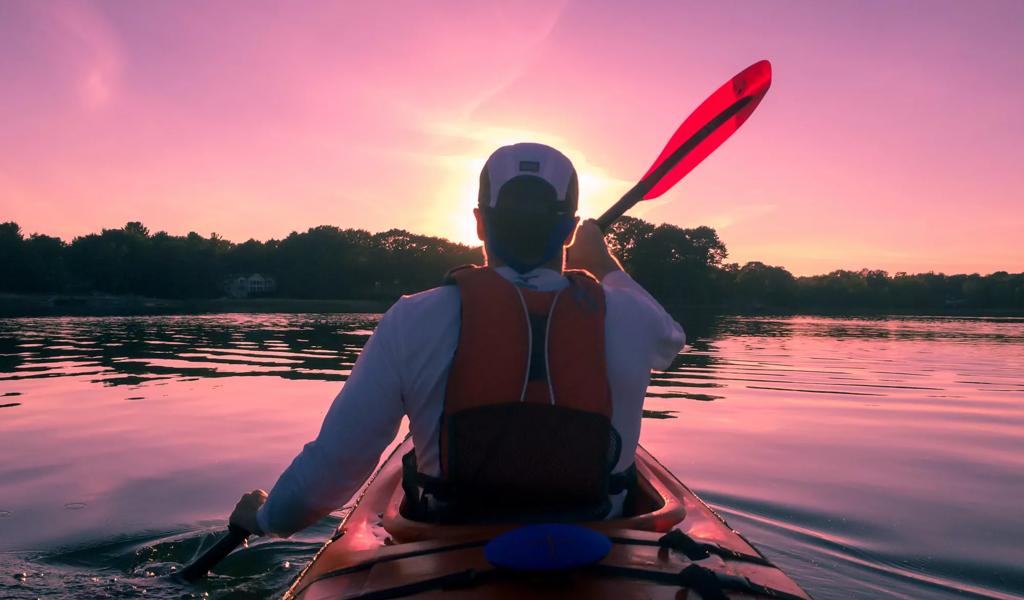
284, 437, 811, 599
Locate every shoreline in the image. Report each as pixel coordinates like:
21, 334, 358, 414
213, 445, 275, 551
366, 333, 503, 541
2, 293, 1021, 319
668, 304, 1024, 319
0, 293, 394, 318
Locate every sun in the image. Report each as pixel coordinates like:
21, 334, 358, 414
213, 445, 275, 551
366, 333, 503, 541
427, 124, 634, 246
450, 157, 487, 247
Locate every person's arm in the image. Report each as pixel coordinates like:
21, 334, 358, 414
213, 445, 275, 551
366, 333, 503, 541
602, 270, 685, 369
230, 305, 407, 538
567, 220, 684, 369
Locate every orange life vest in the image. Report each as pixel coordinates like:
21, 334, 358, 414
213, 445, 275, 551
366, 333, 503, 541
403, 266, 629, 522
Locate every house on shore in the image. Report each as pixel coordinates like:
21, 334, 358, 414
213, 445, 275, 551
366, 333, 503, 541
224, 273, 277, 298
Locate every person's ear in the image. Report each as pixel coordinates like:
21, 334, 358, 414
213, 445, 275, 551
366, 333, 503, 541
563, 216, 581, 246
474, 208, 486, 241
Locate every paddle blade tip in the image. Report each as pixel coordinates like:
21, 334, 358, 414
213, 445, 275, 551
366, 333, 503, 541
638, 59, 775, 201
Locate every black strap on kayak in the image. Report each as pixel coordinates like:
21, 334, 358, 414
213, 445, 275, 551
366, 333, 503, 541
658, 528, 713, 559
288, 540, 489, 599
332, 562, 806, 600
592, 563, 808, 600
604, 530, 772, 567
658, 528, 773, 566
340, 568, 498, 600
652, 563, 811, 600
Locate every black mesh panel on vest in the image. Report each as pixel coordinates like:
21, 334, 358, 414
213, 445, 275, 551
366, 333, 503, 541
443, 402, 621, 522
527, 313, 548, 381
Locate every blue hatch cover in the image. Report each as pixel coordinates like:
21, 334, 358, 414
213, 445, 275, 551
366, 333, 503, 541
484, 524, 612, 572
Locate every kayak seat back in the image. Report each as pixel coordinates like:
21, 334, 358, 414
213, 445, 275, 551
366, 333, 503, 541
385, 449, 685, 544
404, 403, 627, 523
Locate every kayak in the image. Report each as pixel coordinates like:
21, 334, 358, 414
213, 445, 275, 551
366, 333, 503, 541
283, 436, 811, 599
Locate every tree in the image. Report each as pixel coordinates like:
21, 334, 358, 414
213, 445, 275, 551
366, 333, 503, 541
0, 222, 25, 292
735, 262, 797, 307
625, 223, 728, 305
21, 234, 68, 292
604, 216, 656, 266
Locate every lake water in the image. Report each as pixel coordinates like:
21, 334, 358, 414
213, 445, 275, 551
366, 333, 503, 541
0, 313, 1021, 599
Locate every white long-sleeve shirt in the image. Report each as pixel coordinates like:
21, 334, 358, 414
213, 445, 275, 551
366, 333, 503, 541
257, 266, 685, 537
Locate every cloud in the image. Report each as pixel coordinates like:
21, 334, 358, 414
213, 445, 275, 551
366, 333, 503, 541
47, 1, 124, 109
453, 2, 570, 121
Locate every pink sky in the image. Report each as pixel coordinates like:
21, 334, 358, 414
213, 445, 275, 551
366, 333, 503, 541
1, 1, 1022, 275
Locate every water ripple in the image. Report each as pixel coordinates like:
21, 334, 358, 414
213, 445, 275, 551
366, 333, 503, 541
0, 313, 1021, 600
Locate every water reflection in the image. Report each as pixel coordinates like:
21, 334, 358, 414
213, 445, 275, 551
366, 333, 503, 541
0, 314, 380, 388
646, 316, 1024, 409
0, 313, 1022, 600
641, 315, 1024, 600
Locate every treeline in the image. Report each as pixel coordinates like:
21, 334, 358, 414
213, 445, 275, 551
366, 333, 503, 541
604, 217, 1024, 311
1, 218, 1022, 311
0, 221, 477, 299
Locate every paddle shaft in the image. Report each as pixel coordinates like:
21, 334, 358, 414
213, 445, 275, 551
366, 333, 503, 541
178, 524, 249, 582
595, 95, 753, 232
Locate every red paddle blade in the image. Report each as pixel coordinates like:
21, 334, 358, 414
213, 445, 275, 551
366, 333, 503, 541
640, 60, 772, 200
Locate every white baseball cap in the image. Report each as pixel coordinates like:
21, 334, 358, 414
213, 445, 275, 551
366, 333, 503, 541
478, 143, 579, 215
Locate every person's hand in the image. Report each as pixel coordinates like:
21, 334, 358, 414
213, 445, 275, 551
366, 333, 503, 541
566, 220, 622, 281
229, 489, 267, 536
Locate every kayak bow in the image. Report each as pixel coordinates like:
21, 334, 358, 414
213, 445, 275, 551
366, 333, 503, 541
284, 436, 810, 599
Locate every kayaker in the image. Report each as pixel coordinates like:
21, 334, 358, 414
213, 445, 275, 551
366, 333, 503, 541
230, 143, 685, 537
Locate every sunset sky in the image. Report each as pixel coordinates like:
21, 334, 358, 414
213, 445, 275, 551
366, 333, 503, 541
1, 1, 1021, 275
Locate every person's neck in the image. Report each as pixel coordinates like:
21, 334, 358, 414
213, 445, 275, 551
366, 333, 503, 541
483, 248, 564, 273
